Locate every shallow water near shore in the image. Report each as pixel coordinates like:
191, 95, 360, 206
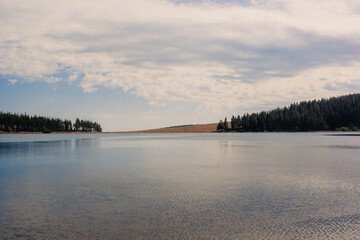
1, 132, 360, 239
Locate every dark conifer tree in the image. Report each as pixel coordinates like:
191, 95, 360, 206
217, 120, 225, 131
0, 112, 102, 133
224, 117, 229, 132
218, 93, 360, 132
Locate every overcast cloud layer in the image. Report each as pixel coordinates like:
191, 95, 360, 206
1, 0, 360, 115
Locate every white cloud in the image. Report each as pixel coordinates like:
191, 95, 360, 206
7, 79, 18, 85
1, 0, 360, 114
45, 76, 61, 83
68, 74, 78, 82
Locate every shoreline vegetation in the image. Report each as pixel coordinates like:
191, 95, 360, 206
217, 93, 360, 133
0, 112, 102, 133
1, 94, 359, 134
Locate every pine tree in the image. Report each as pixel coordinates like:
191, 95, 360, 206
216, 93, 360, 132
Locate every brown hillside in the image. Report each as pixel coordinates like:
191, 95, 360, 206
118, 123, 218, 133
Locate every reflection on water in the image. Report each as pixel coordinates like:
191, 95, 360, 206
0, 133, 360, 239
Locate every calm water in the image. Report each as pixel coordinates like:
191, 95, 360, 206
1, 133, 360, 239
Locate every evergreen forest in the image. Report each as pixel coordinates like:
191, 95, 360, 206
0, 112, 102, 133
217, 93, 360, 132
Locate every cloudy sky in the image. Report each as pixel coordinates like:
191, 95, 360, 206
1, 0, 360, 131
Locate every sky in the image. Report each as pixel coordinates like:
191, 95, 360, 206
1, 0, 360, 131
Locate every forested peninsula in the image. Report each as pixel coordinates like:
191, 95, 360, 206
0, 112, 102, 133
217, 93, 360, 132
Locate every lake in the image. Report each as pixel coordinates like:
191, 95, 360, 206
0, 133, 360, 239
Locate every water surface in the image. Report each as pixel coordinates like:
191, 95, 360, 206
1, 133, 360, 239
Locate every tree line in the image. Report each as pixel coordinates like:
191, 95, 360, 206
217, 93, 360, 132
0, 112, 102, 133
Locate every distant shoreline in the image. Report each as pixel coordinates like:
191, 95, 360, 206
1, 123, 359, 135
0, 123, 218, 134
110, 123, 218, 133
0, 131, 101, 134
